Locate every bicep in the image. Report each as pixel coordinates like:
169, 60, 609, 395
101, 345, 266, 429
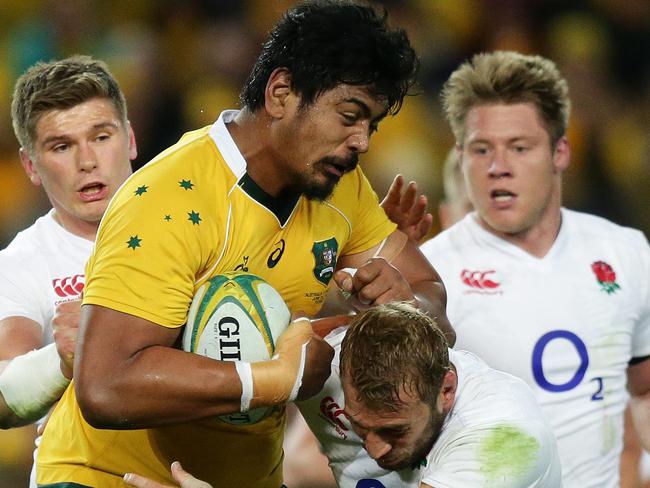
76, 304, 180, 380
336, 230, 409, 271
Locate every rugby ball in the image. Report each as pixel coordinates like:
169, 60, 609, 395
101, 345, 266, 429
183, 272, 291, 424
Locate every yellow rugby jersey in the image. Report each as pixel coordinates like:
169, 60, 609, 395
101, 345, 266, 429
37, 110, 395, 488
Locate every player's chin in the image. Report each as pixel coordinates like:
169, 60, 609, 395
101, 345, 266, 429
482, 211, 528, 235
74, 204, 106, 224
376, 456, 410, 472
302, 176, 338, 201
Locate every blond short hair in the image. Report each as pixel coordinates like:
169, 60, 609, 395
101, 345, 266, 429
340, 302, 449, 411
11, 55, 127, 154
442, 51, 570, 145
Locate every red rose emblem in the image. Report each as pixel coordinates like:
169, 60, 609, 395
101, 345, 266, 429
591, 261, 620, 294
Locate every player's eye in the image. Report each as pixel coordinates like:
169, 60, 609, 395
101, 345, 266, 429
341, 112, 358, 125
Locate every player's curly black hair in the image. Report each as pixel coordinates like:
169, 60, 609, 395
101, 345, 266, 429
239, 0, 418, 116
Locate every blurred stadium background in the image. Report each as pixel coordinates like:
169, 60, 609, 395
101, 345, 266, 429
0, 0, 648, 485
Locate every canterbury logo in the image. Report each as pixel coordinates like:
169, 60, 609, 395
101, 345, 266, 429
461, 269, 499, 289
52, 275, 85, 297
319, 396, 349, 431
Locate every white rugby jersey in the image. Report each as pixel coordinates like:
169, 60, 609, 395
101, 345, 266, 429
298, 329, 561, 488
0, 209, 93, 487
0, 209, 92, 342
420, 209, 650, 488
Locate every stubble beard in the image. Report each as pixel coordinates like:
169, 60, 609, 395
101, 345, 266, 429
291, 154, 359, 201
376, 409, 444, 472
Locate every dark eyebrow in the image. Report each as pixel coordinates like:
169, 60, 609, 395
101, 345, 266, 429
341, 98, 388, 124
41, 121, 120, 147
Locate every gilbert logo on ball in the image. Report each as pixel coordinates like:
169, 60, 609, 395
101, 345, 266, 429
183, 272, 291, 424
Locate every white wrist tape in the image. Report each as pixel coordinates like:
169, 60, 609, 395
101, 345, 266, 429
287, 341, 308, 402
0, 343, 70, 420
234, 361, 253, 413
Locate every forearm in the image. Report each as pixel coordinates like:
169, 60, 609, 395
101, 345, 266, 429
76, 346, 243, 429
411, 279, 455, 346
77, 311, 315, 429
0, 345, 70, 428
629, 392, 650, 452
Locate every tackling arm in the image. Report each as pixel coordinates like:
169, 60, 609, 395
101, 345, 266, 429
333, 230, 455, 346
0, 316, 60, 428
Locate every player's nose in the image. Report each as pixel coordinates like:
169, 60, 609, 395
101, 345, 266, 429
364, 432, 391, 460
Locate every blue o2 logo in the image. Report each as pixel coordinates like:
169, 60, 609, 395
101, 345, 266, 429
356, 480, 386, 488
532, 330, 603, 400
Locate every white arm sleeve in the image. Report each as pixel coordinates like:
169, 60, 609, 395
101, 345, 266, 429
0, 253, 49, 328
422, 422, 560, 488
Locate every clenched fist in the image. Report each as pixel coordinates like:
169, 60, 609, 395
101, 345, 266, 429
52, 299, 81, 379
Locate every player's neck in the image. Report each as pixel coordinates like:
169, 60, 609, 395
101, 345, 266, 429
484, 207, 562, 258
226, 109, 293, 198
52, 210, 98, 242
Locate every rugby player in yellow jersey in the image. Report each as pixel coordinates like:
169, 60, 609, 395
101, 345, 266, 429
37, 2, 453, 487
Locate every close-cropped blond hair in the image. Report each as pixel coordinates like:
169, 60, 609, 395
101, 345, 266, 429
442, 51, 570, 146
11, 55, 127, 154
340, 302, 449, 411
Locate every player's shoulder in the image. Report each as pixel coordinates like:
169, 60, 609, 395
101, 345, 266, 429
450, 349, 543, 423
0, 212, 54, 261
0, 213, 56, 283
132, 125, 231, 183
565, 208, 648, 248
107, 125, 236, 214
420, 213, 477, 258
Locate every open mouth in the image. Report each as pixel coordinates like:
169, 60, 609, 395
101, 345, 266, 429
491, 189, 515, 203
78, 182, 107, 201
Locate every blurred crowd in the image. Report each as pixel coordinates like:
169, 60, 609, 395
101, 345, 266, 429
0, 0, 648, 485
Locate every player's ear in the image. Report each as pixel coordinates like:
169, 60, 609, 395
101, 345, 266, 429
19, 148, 42, 186
265, 68, 296, 119
552, 136, 571, 174
439, 369, 457, 414
126, 121, 138, 162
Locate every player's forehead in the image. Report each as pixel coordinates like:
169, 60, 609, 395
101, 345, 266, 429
314, 84, 389, 119
34, 98, 123, 142
463, 102, 550, 144
343, 383, 425, 430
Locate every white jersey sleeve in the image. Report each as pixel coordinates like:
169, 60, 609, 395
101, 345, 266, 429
0, 210, 92, 342
421, 423, 558, 488
0, 246, 50, 326
421, 350, 561, 488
